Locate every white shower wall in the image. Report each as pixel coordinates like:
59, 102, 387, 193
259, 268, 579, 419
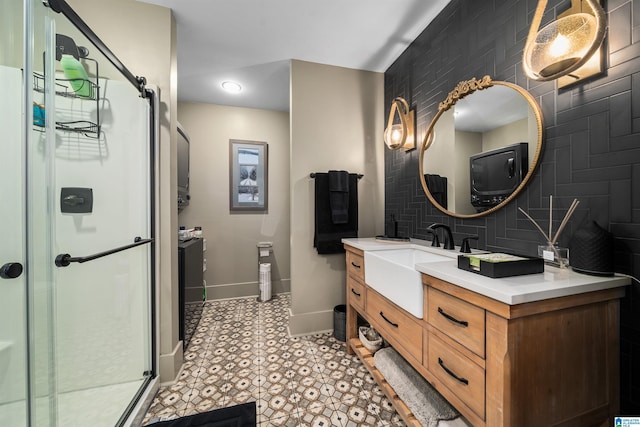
0, 66, 27, 410
0, 1, 22, 68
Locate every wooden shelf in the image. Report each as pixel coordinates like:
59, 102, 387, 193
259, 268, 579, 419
349, 338, 422, 427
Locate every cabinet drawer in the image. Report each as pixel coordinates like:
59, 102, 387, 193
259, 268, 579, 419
428, 332, 485, 420
348, 277, 366, 312
346, 250, 364, 282
427, 287, 485, 358
367, 289, 422, 362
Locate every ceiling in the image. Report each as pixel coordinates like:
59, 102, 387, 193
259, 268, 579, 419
138, 0, 452, 112
455, 85, 531, 133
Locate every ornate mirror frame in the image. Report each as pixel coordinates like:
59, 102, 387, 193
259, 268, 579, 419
418, 76, 544, 218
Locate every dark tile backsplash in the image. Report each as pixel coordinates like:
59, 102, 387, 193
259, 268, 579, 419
384, 0, 640, 414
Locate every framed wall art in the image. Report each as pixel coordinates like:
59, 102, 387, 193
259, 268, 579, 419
229, 140, 268, 211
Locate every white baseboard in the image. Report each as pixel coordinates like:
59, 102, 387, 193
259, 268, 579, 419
158, 340, 183, 385
206, 278, 290, 300
287, 307, 335, 336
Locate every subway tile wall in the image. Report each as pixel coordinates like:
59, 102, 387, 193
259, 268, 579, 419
383, 0, 640, 413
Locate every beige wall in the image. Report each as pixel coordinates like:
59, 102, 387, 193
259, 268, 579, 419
289, 60, 385, 335
425, 109, 456, 210
454, 131, 481, 215
482, 117, 528, 152
177, 103, 291, 299
67, 0, 181, 382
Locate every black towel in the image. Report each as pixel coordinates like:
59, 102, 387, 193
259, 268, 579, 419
328, 170, 349, 224
425, 174, 448, 209
314, 172, 358, 254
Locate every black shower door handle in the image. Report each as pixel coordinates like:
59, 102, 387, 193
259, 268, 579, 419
55, 237, 153, 267
1, 262, 23, 279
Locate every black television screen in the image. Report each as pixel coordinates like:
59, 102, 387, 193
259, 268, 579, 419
177, 125, 190, 209
470, 142, 528, 212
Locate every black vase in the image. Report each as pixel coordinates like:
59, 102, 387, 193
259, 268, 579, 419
568, 221, 614, 276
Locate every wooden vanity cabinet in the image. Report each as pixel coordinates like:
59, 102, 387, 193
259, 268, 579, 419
346, 247, 365, 351
346, 248, 364, 282
424, 274, 623, 427
344, 244, 624, 427
424, 285, 487, 424
367, 287, 423, 363
427, 287, 485, 358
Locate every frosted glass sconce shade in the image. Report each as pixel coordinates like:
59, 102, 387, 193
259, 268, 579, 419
384, 97, 415, 151
523, 0, 606, 83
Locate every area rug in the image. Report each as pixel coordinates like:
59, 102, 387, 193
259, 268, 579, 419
148, 402, 256, 426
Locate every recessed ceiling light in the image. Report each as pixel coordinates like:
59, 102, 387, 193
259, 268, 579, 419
221, 81, 242, 94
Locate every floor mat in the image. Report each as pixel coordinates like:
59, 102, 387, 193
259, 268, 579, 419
147, 402, 256, 426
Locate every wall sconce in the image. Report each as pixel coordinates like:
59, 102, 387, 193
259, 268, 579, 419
384, 97, 415, 151
523, 0, 606, 87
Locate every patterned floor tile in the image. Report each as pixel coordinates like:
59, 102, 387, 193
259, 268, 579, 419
142, 294, 404, 426
258, 409, 303, 426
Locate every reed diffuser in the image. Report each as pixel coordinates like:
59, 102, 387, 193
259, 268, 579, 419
518, 195, 579, 268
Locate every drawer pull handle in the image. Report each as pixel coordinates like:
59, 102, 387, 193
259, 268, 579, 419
438, 357, 469, 385
351, 288, 361, 297
351, 262, 361, 269
438, 307, 468, 327
379, 311, 398, 328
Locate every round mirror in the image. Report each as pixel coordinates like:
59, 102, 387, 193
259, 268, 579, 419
419, 76, 543, 218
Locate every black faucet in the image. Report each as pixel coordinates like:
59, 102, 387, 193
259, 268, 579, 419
460, 235, 479, 253
426, 229, 440, 247
427, 223, 455, 250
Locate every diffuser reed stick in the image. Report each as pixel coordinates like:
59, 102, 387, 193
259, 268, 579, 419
551, 199, 580, 245
549, 195, 553, 244
518, 195, 579, 267
518, 207, 551, 242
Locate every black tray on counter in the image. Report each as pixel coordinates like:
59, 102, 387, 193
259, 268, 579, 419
458, 253, 544, 278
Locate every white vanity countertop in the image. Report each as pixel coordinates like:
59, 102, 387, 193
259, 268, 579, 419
342, 237, 461, 256
342, 237, 631, 305
416, 259, 630, 305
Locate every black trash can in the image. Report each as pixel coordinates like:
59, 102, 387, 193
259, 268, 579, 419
333, 304, 346, 342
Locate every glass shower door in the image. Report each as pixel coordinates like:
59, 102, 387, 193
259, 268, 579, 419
0, 0, 28, 425
27, 0, 156, 425
0, 1, 156, 424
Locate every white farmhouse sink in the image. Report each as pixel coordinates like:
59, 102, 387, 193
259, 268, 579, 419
364, 248, 450, 318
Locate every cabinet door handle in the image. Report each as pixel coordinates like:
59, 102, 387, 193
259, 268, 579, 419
438, 357, 469, 385
351, 262, 361, 269
350, 288, 361, 297
438, 307, 468, 327
379, 311, 398, 328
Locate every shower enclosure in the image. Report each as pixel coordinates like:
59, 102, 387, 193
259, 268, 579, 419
0, 0, 158, 425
